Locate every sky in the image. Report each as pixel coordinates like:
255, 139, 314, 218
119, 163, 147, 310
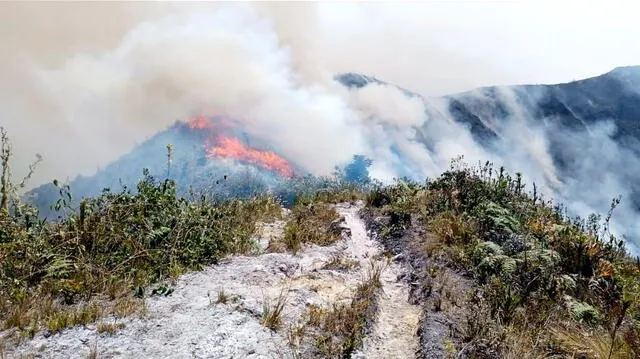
2, 1, 640, 94
312, 0, 640, 94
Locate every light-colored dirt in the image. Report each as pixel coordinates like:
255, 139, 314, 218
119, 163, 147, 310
354, 261, 421, 359
338, 204, 421, 359
3, 203, 420, 359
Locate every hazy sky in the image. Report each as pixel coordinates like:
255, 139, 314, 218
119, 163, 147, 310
313, 0, 640, 93
2, 1, 639, 95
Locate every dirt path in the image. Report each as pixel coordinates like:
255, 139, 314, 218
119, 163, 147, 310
337, 204, 421, 359
4, 203, 420, 359
355, 261, 421, 359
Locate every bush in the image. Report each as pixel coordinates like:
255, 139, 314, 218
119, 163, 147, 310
363, 157, 640, 358
0, 169, 280, 332
570, 300, 600, 325
277, 196, 342, 254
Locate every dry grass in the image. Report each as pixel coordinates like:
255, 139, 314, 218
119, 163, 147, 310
321, 254, 360, 272
113, 297, 143, 318
216, 289, 229, 304
95, 322, 126, 335
286, 322, 306, 349
270, 199, 342, 254
86, 341, 98, 359
3, 298, 103, 337
207, 289, 239, 307
261, 289, 288, 331
1, 291, 143, 342
549, 324, 636, 359
292, 260, 384, 357
313, 188, 367, 204
45, 302, 101, 334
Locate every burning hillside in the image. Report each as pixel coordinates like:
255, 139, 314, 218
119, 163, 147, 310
25, 117, 307, 220
187, 116, 295, 178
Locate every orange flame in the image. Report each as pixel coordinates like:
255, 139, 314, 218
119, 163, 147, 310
207, 135, 294, 177
186, 115, 295, 177
188, 116, 211, 130
188, 115, 237, 131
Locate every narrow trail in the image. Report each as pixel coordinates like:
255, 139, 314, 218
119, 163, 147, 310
337, 204, 421, 359
355, 261, 421, 359
5, 203, 420, 359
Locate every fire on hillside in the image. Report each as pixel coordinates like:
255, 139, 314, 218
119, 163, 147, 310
187, 116, 294, 178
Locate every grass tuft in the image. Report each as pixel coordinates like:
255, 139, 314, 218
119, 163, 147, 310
261, 289, 288, 331
216, 289, 229, 304
95, 322, 126, 336
270, 197, 342, 254
321, 254, 360, 272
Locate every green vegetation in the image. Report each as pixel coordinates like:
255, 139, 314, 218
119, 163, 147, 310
2, 123, 640, 358
289, 260, 383, 358
0, 128, 281, 335
269, 195, 343, 254
1, 176, 279, 334
365, 157, 640, 358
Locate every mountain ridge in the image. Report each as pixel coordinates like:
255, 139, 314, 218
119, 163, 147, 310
26, 66, 640, 251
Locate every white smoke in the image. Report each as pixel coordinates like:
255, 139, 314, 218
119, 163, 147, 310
0, 2, 521, 186
0, 2, 638, 252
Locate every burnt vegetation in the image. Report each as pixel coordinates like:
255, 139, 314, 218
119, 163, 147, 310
1, 125, 640, 358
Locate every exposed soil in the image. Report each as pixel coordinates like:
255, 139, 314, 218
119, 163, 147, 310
360, 208, 474, 359
3, 203, 422, 359
339, 204, 421, 359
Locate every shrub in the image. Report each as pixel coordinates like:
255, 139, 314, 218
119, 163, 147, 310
363, 157, 640, 358
570, 300, 600, 325
0, 169, 280, 332
278, 196, 342, 254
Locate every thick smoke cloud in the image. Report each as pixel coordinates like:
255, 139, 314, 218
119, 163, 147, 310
0, 2, 638, 252
0, 1, 514, 187
546, 120, 640, 253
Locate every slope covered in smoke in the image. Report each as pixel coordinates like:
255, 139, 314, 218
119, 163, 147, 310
26, 121, 284, 219
339, 66, 640, 147
447, 66, 640, 143
24, 65, 640, 251
448, 66, 640, 253
337, 67, 640, 252
25, 117, 369, 220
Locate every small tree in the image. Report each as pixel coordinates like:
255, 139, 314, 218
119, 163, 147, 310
0, 126, 42, 213
0, 127, 10, 211
336, 154, 373, 184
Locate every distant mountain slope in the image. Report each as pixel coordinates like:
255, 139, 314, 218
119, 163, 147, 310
337, 66, 640, 198
448, 67, 640, 217
338, 66, 640, 144
449, 66, 640, 141
27, 67, 640, 248
26, 122, 297, 219
337, 67, 640, 248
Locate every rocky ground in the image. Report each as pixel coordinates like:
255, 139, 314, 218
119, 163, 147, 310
3, 202, 421, 359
